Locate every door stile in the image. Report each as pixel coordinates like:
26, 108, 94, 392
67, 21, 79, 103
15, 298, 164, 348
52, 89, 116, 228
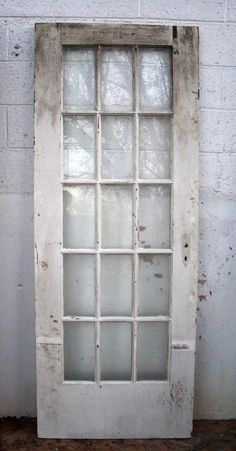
35, 23, 63, 432
35, 23, 62, 342
170, 26, 199, 435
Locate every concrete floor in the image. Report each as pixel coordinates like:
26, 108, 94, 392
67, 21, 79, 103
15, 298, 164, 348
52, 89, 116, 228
0, 419, 236, 450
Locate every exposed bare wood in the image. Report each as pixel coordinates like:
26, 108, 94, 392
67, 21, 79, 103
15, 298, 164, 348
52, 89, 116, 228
34, 24, 62, 339
61, 24, 173, 46
171, 26, 199, 431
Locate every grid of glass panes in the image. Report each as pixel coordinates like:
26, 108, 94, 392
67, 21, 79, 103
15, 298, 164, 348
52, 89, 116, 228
62, 45, 172, 382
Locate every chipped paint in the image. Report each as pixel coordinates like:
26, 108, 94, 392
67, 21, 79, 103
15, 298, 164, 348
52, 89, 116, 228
139, 225, 146, 231
172, 344, 189, 350
140, 254, 154, 264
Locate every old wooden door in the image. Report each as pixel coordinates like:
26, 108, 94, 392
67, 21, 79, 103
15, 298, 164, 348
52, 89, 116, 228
35, 24, 199, 438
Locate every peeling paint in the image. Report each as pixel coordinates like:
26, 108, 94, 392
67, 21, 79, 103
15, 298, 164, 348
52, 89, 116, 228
140, 254, 154, 264
198, 278, 207, 285
139, 225, 146, 231
172, 344, 189, 350
199, 295, 206, 302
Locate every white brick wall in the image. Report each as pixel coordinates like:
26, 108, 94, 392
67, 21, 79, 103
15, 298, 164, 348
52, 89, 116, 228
0, 0, 235, 419
7, 106, 34, 148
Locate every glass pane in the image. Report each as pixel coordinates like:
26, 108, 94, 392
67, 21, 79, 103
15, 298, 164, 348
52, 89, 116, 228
63, 186, 95, 249
101, 186, 132, 248
137, 322, 168, 380
138, 255, 170, 316
101, 116, 133, 179
139, 48, 172, 110
64, 254, 96, 316
101, 255, 132, 316
101, 322, 132, 380
64, 322, 95, 381
101, 48, 133, 110
139, 116, 171, 179
139, 185, 171, 248
63, 47, 95, 111
63, 115, 96, 179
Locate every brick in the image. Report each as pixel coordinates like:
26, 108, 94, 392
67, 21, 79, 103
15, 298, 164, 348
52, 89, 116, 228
195, 210, 236, 419
200, 24, 236, 67
200, 109, 236, 153
0, 192, 36, 417
7, 105, 33, 147
140, 0, 224, 21
0, 24, 7, 60
8, 20, 35, 61
0, 62, 34, 105
226, 0, 236, 22
0, 0, 139, 17
0, 149, 33, 193
200, 153, 236, 200
0, 107, 7, 147
195, 153, 236, 419
200, 66, 236, 110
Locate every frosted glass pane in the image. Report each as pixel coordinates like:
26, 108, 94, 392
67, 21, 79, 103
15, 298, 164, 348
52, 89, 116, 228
101, 186, 133, 248
64, 254, 96, 316
139, 185, 171, 248
63, 47, 95, 111
137, 322, 168, 380
63, 186, 95, 248
139, 49, 172, 110
101, 323, 131, 380
63, 115, 96, 179
138, 255, 170, 316
101, 255, 132, 316
101, 116, 133, 179
64, 323, 95, 381
139, 116, 171, 179
101, 48, 132, 110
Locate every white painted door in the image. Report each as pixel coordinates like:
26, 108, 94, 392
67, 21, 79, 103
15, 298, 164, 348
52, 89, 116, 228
35, 24, 199, 439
